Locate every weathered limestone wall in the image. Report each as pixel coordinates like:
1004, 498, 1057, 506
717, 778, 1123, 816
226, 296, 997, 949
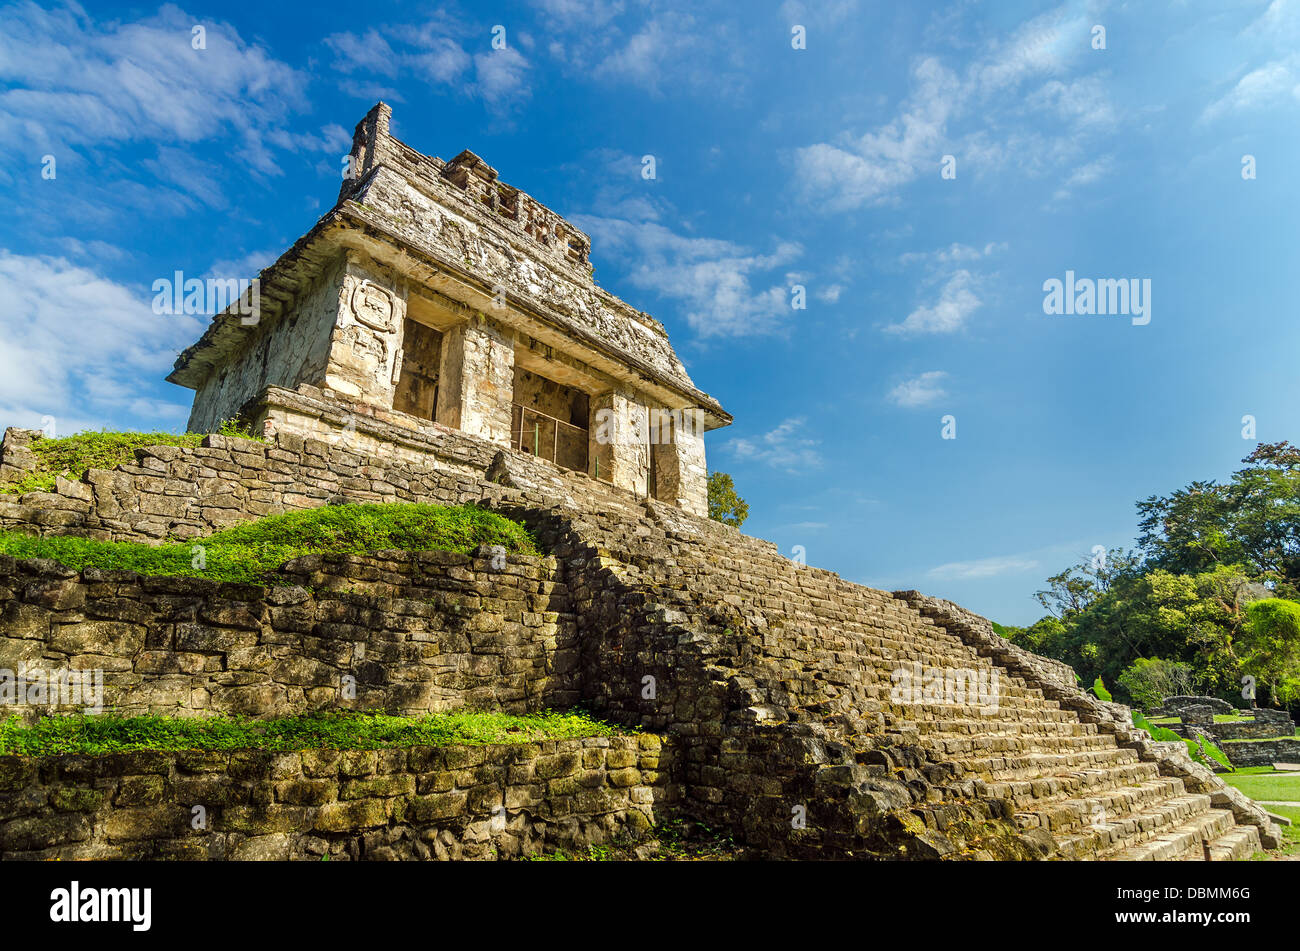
1221, 738, 1300, 768
589, 391, 649, 494
0, 735, 665, 860
322, 252, 408, 407
188, 258, 345, 434
436, 319, 516, 444
651, 417, 708, 517
341, 103, 700, 398
1, 404, 1282, 858
0, 549, 577, 720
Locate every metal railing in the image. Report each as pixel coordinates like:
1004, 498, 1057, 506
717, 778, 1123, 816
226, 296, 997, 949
510, 402, 589, 474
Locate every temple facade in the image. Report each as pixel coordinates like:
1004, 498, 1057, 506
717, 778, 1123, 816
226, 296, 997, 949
167, 103, 730, 516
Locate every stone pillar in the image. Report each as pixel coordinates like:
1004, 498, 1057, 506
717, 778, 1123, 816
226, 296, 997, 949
435, 317, 515, 444
589, 391, 649, 495
324, 255, 406, 405
651, 408, 708, 517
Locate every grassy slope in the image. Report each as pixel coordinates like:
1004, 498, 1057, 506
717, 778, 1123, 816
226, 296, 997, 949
0, 502, 537, 585
0, 710, 620, 755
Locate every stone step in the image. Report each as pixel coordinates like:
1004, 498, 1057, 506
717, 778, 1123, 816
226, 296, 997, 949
945, 746, 1142, 781
1011, 778, 1190, 836
968, 761, 1165, 804
924, 733, 1125, 757
1058, 795, 1227, 859
1205, 824, 1262, 861
1105, 806, 1239, 861
916, 718, 1099, 738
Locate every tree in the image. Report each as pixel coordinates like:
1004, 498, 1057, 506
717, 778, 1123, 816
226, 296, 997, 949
707, 471, 749, 528
1240, 598, 1300, 705
1117, 658, 1195, 712
1137, 442, 1300, 590
1034, 547, 1140, 620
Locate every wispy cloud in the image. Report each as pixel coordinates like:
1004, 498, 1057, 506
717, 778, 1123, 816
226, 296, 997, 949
326, 18, 531, 109
886, 271, 980, 335
573, 215, 801, 338
927, 554, 1041, 581
725, 417, 822, 472
0, 2, 307, 175
887, 371, 950, 408
793, 4, 1108, 209
0, 251, 200, 431
1200, 57, 1300, 123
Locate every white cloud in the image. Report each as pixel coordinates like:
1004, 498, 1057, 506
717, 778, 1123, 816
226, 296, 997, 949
573, 215, 801, 337
794, 5, 1108, 209
531, 0, 625, 27
326, 19, 530, 108
548, 9, 746, 97
927, 554, 1040, 581
725, 417, 822, 472
475, 47, 531, 104
898, 242, 1005, 266
1201, 58, 1300, 122
886, 271, 980, 335
0, 252, 200, 431
887, 371, 949, 408
0, 3, 306, 172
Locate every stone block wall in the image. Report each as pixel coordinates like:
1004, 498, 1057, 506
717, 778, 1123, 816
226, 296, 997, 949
0, 414, 1284, 858
0, 735, 665, 860
0, 548, 578, 720
1221, 737, 1300, 768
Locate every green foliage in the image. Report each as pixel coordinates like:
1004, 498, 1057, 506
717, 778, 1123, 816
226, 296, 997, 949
707, 471, 749, 528
1195, 734, 1234, 772
1117, 657, 1195, 712
0, 422, 263, 496
1131, 710, 1228, 769
0, 709, 620, 756
0, 502, 537, 586
214, 418, 265, 441
1241, 598, 1300, 705
1090, 677, 1112, 702
1015, 445, 1300, 710
1137, 441, 1300, 590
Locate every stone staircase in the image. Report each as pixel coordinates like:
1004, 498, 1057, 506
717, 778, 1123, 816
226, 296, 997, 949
510, 485, 1279, 860
0, 419, 1278, 860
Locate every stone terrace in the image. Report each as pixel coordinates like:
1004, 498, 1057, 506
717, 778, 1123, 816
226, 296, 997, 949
0, 410, 1283, 860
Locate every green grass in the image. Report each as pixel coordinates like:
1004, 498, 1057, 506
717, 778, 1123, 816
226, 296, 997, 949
0, 423, 262, 496
0, 710, 621, 756
0, 502, 537, 585
1219, 770, 1300, 803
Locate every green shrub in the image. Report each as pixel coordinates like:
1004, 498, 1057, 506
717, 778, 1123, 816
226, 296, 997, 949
1091, 677, 1112, 702
1117, 657, 1195, 711
1132, 711, 1233, 770
0, 502, 537, 585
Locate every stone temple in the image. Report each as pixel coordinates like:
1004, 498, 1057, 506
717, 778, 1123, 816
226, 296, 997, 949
0, 106, 1284, 861
166, 103, 729, 518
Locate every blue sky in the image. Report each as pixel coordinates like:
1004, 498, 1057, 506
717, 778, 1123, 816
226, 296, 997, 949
2, 0, 1298, 624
